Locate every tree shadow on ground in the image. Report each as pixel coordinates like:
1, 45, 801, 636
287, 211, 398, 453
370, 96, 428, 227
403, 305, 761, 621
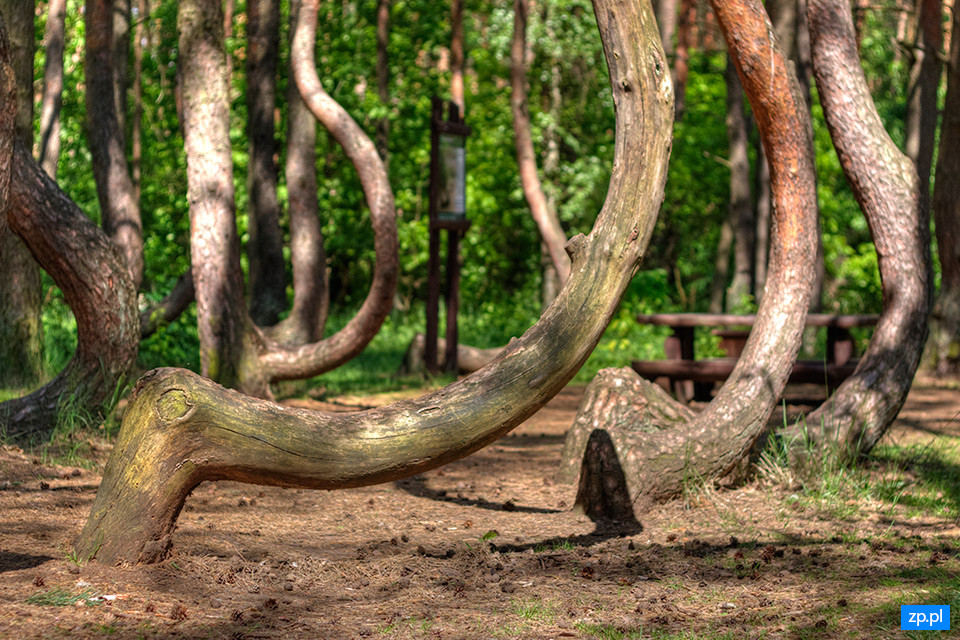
393, 474, 562, 514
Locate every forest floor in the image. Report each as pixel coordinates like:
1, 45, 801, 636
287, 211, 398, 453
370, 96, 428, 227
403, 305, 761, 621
1, 375, 959, 640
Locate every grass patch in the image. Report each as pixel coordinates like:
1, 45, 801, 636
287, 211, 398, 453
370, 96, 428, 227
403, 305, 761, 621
26, 587, 102, 607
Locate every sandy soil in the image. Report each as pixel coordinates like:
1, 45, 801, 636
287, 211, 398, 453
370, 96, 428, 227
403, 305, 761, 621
1, 379, 958, 639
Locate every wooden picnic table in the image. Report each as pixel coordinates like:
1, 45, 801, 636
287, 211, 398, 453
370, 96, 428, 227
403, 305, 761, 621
633, 312, 879, 402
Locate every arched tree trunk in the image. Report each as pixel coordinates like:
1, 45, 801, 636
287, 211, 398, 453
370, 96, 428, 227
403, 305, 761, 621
245, 0, 287, 327
178, 0, 398, 397
926, 2, 960, 374
74, 0, 674, 565
560, 0, 818, 514
264, 0, 329, 346
0, 145, 139, 442
139, 272, 195, 339
511, 0, 571, 285
787, 0, 931, 456
38, 0, 66, 179
86, 0, 145, 289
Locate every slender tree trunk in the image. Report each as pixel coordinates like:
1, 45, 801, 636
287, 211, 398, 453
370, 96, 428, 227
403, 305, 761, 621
905, 0, 942, 213
132, 0, 147, 195
86, 0, 145, 288
674, 0, 695, 117
451, 0, 465, 111
754, 153, 770, 302
657, 0, 678, 56
724, 54, 754, 311
561, 0, 818, 514
511, 0, 571, 285
113, 0, 131, 135
74, 0, 674, 564
265, 0, 329, 346
789, 0, 931, 457
0, 0, 44, 390
246, 0, 287, 327
38, 0, 66, 179
925, 5, 960, 374
375, 0, 390, 163
178, 0, 254, 389
708, 219, 734, 313
541, 6, 563, 309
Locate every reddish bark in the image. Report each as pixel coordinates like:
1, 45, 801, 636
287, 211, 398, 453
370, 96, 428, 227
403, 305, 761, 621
905, 0, 942, 212
562, 0, 818, 511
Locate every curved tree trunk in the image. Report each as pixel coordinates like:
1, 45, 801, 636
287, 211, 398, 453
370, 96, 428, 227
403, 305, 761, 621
246, 0, 287, 327
511, 0, 571, 285
560, 0, 818, 515
1, 144, 139, 443
86, 0, 144, 289
786, 0, 931, 456
74, 0, 674, 565
139, 271, 195, 339
38, 0, 66, 179
926, 3, 960, 374
264, 0, 329, 346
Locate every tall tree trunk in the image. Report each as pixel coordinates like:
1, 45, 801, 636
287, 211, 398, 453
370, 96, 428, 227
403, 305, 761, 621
511, 0, 571, 285
38, 0, 66, 179
450, 0, 465, 111
86, 0, 145, 288
113, 0, 132, 135
674, 0, 695, 117
708, 219, 734, 313
561, 0, 818, 513
789, 0, 931, 457
265, 0, 329, 346
541, 4, 563, 309
132, 0, 148, 195
74, 0, 674, 565
375, 0, 390, 163
246, 0, 287, 327
904, 0, 942, 213
724, 54, 754, 311
657, 0, 678, 56
178, 0, 253, 389
925, 4, 960, 373
0, 0, 44, 390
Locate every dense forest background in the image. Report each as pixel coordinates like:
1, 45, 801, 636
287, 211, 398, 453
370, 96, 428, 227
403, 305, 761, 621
26, 0, 926, 390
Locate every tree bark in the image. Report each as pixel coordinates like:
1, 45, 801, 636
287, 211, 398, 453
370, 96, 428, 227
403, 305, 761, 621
74, 0, 674, 565
0, 0, 44, 390
1, 145, 139, 443
788, 0, 931, 456
132, 0, 148, 195
926, 2, 960, 374
264, 0, 329, 346
656, 0, 678, 56
560, 0, 818, 515
673, 0, 695, 117
113, 0, 131, 135
375, 0, 390, 163
38, 0, 66, 179
86, 0, 145, 289
724, 54, 754, 311
245, 0, 287, 327
511, 0, 571, 285
179, 0, 253, 389
904, 0, 942, 213
708, 218, 733, 313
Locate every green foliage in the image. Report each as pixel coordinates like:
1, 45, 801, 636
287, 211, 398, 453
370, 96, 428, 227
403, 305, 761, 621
26, 587, 102, 607
23, 0, 913, 385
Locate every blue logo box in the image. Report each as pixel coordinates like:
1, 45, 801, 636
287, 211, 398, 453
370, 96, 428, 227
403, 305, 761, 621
901, 605, 950, 631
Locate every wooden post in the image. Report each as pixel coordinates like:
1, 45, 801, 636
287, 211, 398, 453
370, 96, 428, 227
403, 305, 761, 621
426, 97, 471, 375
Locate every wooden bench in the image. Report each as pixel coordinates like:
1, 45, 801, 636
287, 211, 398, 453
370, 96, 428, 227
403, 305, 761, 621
632, 313, 879, 402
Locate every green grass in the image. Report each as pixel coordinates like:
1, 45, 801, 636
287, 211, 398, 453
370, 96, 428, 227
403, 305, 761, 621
26, 587, 102, 607
509, 597, 557, 622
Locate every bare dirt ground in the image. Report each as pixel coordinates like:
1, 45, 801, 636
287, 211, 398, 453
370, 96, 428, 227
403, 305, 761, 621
1, 378, 959, 640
